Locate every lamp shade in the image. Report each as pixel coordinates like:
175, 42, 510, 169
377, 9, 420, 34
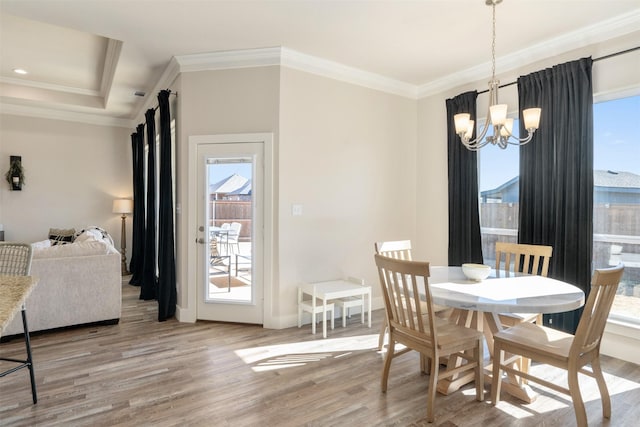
113, 199, 133, 214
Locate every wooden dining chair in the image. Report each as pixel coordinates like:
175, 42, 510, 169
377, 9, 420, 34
492, 264, 624, 427
375, 240, 452, 350
374, 254, 484, 423
494, 242, 553, 326
374, 240, 412, 349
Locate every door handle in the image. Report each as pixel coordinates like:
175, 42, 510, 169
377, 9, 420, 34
196, 238, 206, 244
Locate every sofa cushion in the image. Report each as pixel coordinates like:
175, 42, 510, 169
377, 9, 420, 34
33, 240, 114, 259
31, 239, 52, 250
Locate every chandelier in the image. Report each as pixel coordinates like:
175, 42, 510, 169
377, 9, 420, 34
454, 0, 541, 151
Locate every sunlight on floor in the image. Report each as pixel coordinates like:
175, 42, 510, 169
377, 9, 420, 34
477, 364, 640, 420
235, 333, 380, 371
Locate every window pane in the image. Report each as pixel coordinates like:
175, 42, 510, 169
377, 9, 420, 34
479, 121, 520, 265
593, 95, 640, 323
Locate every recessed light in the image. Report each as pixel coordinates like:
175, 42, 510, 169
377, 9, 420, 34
13, 68, 28, 75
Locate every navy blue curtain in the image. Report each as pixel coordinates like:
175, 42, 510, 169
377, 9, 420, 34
157, 90, 177, 321
129, 125, 145, 285
518, 57, 594, 334
140, 108, 157, 300
446, 91, 483, 266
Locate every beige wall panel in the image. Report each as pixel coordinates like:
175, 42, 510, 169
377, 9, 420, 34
278, 67, 417, 324
0, 114, 131, 250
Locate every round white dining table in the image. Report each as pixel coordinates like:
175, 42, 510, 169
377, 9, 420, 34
428, 266, 585, 314
425, 266, 585, 403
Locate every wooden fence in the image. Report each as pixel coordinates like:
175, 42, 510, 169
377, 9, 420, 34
480, 202, 640, 284
209, 201, 252, 240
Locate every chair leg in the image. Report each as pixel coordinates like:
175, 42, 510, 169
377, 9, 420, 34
426, 355, 439, 423
378, 317, 388, 351
592, 356, 612, 419
21, 309, 37, 404
491, 346, 503, 405
568, 367, 588, 427
312, 312, 317, 335
381, 339, 395, 392
475, 338, 484, 402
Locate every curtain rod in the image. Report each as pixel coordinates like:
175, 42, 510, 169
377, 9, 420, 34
152, 91, 178, 112
477, 46, 640, 95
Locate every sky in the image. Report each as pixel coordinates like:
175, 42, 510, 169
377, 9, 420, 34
479, 95, 640, 191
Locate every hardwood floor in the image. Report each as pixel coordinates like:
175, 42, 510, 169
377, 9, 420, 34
2, 279, 640, 426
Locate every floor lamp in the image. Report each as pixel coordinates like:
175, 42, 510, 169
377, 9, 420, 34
113, 199, 133, 276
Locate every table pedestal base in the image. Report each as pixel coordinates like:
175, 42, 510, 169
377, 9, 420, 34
435, 310, 537, 404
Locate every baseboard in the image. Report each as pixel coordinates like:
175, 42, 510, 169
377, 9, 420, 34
601, 318, 640, 365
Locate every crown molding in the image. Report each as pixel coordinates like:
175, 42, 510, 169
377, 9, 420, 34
101, 38, 124, 107
417, 9, 640, 98
173, 46, 417, 99
174, 47, 282, 72
0, 76, 101, 97
0, 101, 132, 128
279, 48, 418, 99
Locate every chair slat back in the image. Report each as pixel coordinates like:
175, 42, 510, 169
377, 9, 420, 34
374, 254, 435, 346
495, 242, 552, 276
571, 264, 624, 358
374, 240, 412, 261
0, 243, 33, 276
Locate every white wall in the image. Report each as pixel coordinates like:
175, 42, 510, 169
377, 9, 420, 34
0, 114, 131, 251
278, 67, 417, 326
175, 67, 280, 321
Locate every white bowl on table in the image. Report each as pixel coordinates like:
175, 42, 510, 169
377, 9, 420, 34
462, 263, 491, 281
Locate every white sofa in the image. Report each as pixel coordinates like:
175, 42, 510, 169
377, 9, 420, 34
3, 239, 122, 337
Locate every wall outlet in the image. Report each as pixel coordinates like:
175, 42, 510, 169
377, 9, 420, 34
292, 204, 303, 216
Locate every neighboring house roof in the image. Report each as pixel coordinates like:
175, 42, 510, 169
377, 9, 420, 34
228, 180, 252, 195
481, 170, 640, 200
594, 170, 640, 188
210, 173, 249, 194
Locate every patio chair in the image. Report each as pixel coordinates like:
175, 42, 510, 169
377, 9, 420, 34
220, 222, 241, 255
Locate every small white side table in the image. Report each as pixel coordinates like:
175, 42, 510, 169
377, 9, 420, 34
298, 278, 372, 338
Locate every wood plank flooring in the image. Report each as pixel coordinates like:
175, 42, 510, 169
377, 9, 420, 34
2, 279, 640, 426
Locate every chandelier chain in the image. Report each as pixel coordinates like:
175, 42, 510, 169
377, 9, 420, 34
491, 3, 496, 80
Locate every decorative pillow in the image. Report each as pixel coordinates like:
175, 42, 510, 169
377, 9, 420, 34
49, 228, 76, 245
75, 226, 114, 247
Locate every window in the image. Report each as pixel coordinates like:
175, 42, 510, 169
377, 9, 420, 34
478, 120, 520, 266
477, 96, 640, 324
593, 95, 640, 323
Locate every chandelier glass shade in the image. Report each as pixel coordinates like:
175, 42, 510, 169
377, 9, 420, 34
454, 0, 541, 151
